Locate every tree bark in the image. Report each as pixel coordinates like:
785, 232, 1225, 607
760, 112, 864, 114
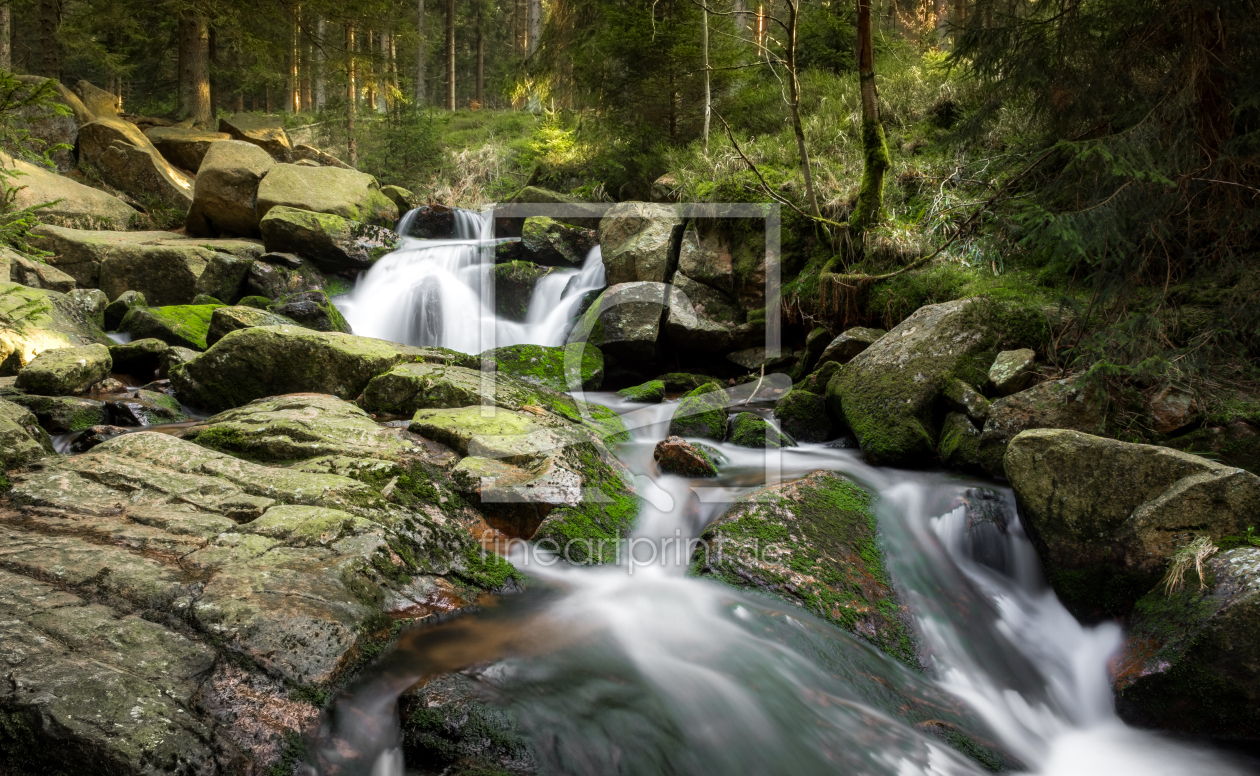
445, 0, 455, 109
38, 0, 59, 80
315, 17, 327, 110
178, 9, 212, 125
702, 1, 710, 151
378, 31, 389, 112
853, 0, 889, 231
475, 0, 484, 106
416, 0, 426, 105
527, 0, 540, 56
347, 22, 357, 165
0, 6, 12, 71
288, 8, 300, 111
784, 1, 819, 217
302, 38, 312, 112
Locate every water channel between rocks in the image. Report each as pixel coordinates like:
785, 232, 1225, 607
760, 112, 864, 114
301, 209, 1255, 776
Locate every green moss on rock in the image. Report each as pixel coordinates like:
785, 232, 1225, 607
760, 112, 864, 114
617, 379, 666, 403
120, 304, 222, 350
485, 342, 604, 392
667, 382, 728, 441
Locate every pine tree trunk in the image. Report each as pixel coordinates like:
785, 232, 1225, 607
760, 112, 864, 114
178, 10, 212, 125
416, 0, 426, 105
702, 2, 710, 151
236, 92, 244, 113
317, 16, 327, 110
378, 31, 389, 112
302, 39, 312, 112
445, 0, 455, 109
39, 0, 59, 80
0, 6, 12, 71
208, 27, 218, 117
288, 9, 299, 112
853, 0, 889, 231
784, 1, 820, 217
265, 87, 273, 113
347, 23, 357, 165
389, 32, 397, 111
475, 0, 484, 106
528, 0, 540, 56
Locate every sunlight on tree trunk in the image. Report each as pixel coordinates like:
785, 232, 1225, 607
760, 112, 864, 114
315, 16, 327, 110
347, 22, 357, 166
852, 0, 889, 231
528, 0, 541, 56
288, 7, 300, 112
446, 0, 456, 109
0, 6, 9, 71
178, 9, 212, 125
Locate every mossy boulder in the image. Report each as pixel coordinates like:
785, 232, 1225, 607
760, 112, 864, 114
942, 377, 990, 425
206, 306, 299, 346
108, 337, 170, 378
484, 342, 604, 392
817, 326, 886, 367
728, 412, 794, 448
598, 202, 683, 285
245, 255, 327, 299
4, 250, 76, 293
1113, 548, 1260, 740
104, 289, 146, 330
256, 164, 398, 227
653, 435, 719, 477
14, 342, 111, 396
379, 184, 416, 211
618, 379, 666, 403
270, 290, 351, 333
259, 206, 400, 272
144, 125, 231, 172
362, 362, 543, 416
976, 375, 1106, 476
1005, 429, 1260, 619
774, 389, 832, 443
667, 382, 728, 441
67, 288, 108, 328
105, 388, 189, 426
658, 372, 722, 392
988, 348, 1036, 396
0, 398, 54, 469
8, 393, 109, 432
938, 412, 983, 471
663, 275, 761, 353
0, 282, 111, 375
218, 113, 293, 161
520, 216, 598, 267
692, 470, 917, 665
1161, 419, 1260, 475
826, 299, 997, 466
490, 261, 554, 322
121, 304, 222, 351
566, 281, 669, 362
401, 673, 537, 775
193, 251, 254, 305
170, 325, 454, 411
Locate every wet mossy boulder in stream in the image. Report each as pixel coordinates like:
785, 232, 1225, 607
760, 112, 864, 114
170, 325, 466, 412
825, 299, 1001, 466
120, 304, 222, 351
653, 435, 720, 477
1113, 547, 1260, 740
410, 405, 639, 563
103, 289, 145, 330
692, 470, 917, 665
401, 671, 537, 775
7, 393, 109, 432
728, 412, 794, 449
484, 342, 604, 392
15, 343, 112, 395
193, 252, 254, 305
104, 388, 188, 426
565, 281, 669, 363
774, 389, 833, 443
245, 254, 327, 299
618, 379, 666, 403
0, 282, 111, 375
108, 337, 170, 377
205, 305, 299, 346
667, 382, 729, 441
521, 216, 598, 267
259, 206, 400, 273
1005, 429, 1260, 619
0, 398, 54, 470
937, 412, 983, 471
270, 289, 351, 333
1, 424, 516, 772
490, 261, 555, 321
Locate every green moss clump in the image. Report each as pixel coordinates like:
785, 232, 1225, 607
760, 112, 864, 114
458, 546, 524, 590
657, 372, 722, 392
120, 304, 221, 350
617, 379, 666, 403
487, 342, 605, 392
667, 382, 729, 441
0, 472, 10, 494
238, 295, 273, 309
729, 412, 792, 448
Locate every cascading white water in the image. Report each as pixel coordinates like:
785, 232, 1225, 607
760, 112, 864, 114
334, 208, 605, 353
305, 215, 1257, 776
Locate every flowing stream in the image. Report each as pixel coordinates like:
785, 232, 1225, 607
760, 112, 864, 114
313, 209, 1256, 776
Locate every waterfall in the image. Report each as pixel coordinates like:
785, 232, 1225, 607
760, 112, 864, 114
334, 207, 605, 353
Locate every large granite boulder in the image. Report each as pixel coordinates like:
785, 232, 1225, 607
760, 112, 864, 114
67, 288, 108, 328
520, 216, 598, 267
205, 306, 299, 346
663, 274, 760, 353
5, 393, 109, 433
489, 261, 554, 321
692, 470, 917, 665
259, 206, 399, 273
245, 255, 327, 299
1, 152, 137, 230
256, 164, 397, 227
269, 290, 351, 333
826, 299, 997, 466
14, 343, 111, 395
169, 325, 459, 411
144, 126, 231, 172
0, 418, 514, 772
0, 282, 111, 375
484, 343, 604, 392
77, 116, 195, 210
4, 249, 77, 292
193, 252, 254, 304
774, 389, 833, 443
185, 140, 277, 237
677, 219, 768, 309
1005, 429, 1260, 618
566, 281, 668, 362
1113, 547, 1260, 740
817, 327, 886, 366
0, 398, 54, 470
218, 113, 293, 162
976, 375, 1107, 476
598, 202, 683, 286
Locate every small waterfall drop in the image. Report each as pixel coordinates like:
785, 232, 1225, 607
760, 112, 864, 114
334, 207, 605, 353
